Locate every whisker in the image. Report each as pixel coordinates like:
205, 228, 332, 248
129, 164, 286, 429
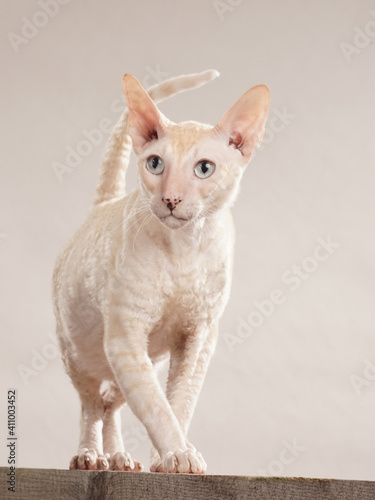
122, 204, 149, 225
122, 208, 151, 239
132, 212, 152, 251
108, 203, 150, 235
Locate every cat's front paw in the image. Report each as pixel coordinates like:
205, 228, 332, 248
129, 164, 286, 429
150, 446, 163, 472
69, 448, 109, 470
109, 451, 143, 472
150, 456, 164, 473
161, 448, 207, 474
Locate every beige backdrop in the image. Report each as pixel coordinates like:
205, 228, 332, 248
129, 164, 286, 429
1, 0, 375, 479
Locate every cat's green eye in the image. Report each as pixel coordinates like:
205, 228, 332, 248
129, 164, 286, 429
194, 160, 215, 179
146, 155, 165, 175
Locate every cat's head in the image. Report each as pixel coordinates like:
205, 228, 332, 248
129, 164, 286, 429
123, 74, 270, 230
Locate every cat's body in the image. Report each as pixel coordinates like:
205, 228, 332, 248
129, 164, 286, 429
53, 70, 270, 473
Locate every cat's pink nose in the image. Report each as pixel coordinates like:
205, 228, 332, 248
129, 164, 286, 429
162, 197, 182, 211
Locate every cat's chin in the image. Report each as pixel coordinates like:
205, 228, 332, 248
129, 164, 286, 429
159, 214, 190, 230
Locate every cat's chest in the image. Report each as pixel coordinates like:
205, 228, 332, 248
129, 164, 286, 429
157, 236, 229, 296
117, 216, 234, 352
147, 257, 229, 359
163, 258, 209, 297
155, 251, 230, 326
126, 223, 232, 303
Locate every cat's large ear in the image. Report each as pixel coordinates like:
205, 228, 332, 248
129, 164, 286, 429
122, 74, 168, 152
214, 85, 270, 160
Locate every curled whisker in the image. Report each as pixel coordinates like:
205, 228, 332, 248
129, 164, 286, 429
122, 207, 151, 239
132, 212, 153, 251
108, 202, 150, 235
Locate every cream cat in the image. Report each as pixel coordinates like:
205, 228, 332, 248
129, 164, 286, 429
53, 69, 270, 474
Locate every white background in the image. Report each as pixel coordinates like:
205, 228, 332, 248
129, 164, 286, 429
1, 0, 374, 480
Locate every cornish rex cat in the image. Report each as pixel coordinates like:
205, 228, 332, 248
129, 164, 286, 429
53, 69, 270, 473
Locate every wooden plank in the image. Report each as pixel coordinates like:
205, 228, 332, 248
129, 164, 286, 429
1, 467, 375, 500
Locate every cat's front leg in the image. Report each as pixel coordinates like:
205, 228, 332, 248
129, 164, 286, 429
150, 323, 218, 473
104, 313, 206, 473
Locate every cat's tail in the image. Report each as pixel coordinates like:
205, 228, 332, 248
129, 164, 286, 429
94, 69, 220, 205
